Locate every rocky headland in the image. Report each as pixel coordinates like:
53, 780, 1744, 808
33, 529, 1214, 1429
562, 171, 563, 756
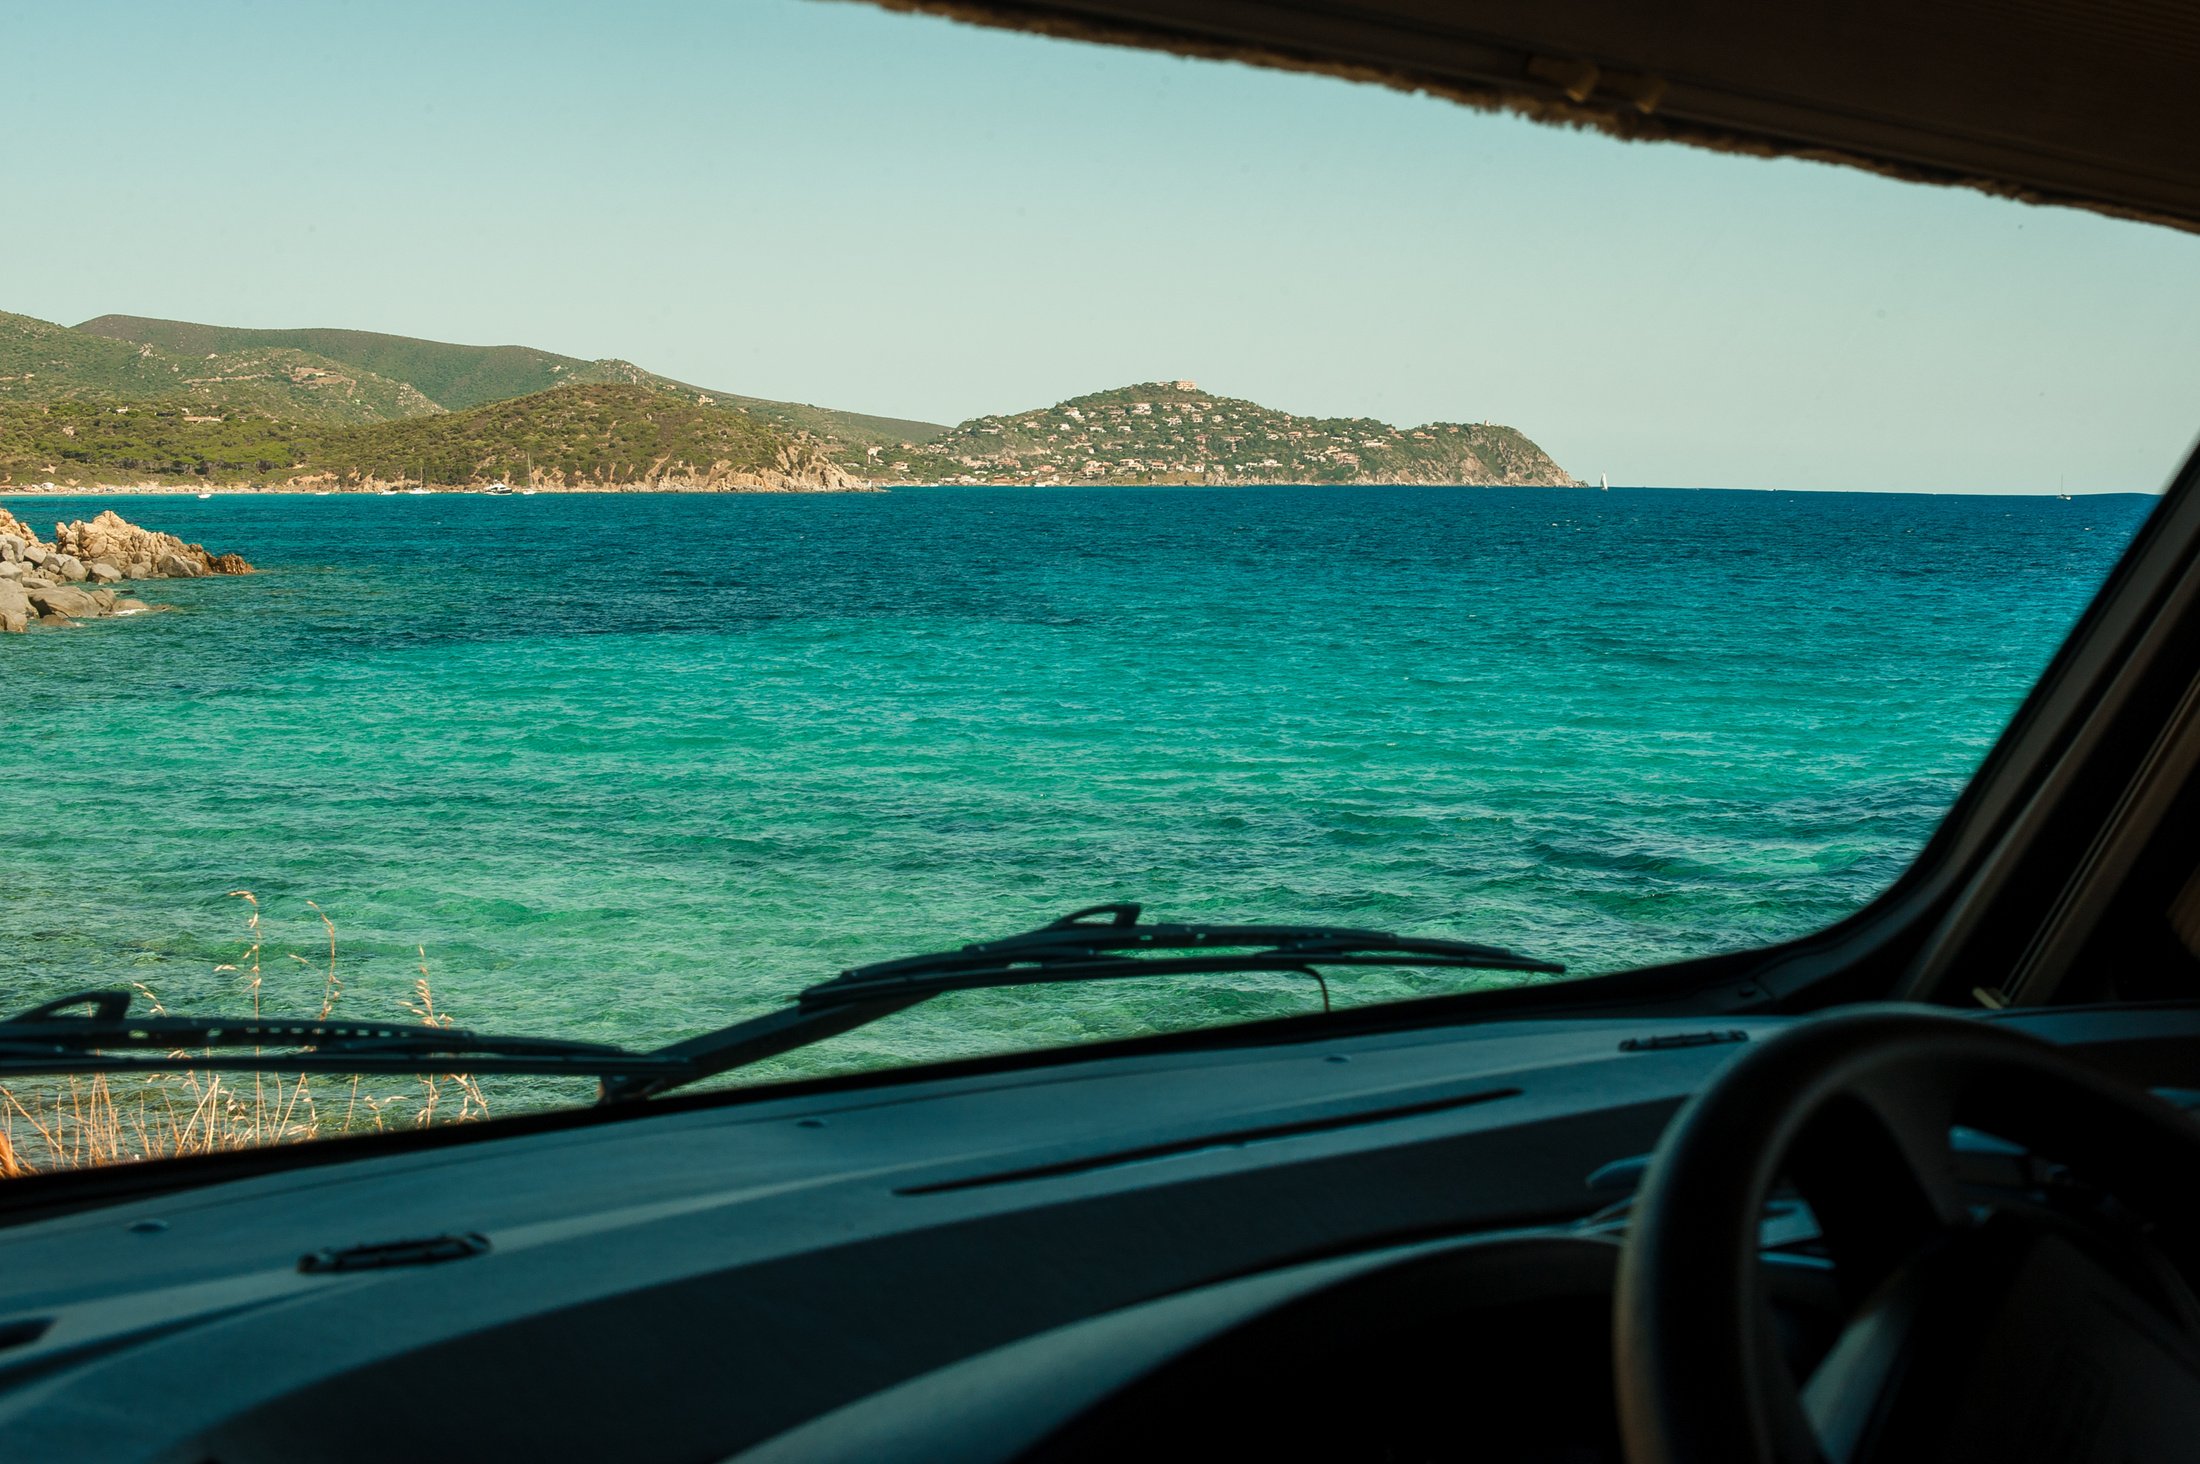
7, 309, 1583, 492
0, 507, 253, 633
879, 382, 1581, 487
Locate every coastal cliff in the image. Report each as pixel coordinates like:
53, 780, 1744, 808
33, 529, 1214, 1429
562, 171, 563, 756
0, 508, 252, 632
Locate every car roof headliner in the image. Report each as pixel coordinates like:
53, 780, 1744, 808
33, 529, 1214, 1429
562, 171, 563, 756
863, 0, 2200, 235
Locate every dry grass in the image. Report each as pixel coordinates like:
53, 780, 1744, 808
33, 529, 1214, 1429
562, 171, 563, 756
0, 893, 490, 1178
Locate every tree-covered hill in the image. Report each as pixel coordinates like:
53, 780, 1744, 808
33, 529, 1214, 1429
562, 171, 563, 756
1, 400, 317, 484
887, 381, 1578, 486
75, 313, 947, 449
77, 314, 655, 412
2, 311, 188, 401
0, 385, 858, 491
7, 310, 1577, 491
3, 311, 439, 424
304, 383, 856, 489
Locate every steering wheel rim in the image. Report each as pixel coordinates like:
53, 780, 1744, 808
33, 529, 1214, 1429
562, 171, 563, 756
1613, 1005, 2200, 1464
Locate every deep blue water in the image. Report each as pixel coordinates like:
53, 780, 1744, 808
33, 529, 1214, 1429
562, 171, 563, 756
0, 486, 2152, 1083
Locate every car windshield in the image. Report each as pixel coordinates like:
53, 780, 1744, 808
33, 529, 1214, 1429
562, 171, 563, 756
3, 1, 2197, 1170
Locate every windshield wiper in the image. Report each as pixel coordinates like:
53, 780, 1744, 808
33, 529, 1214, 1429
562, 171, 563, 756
602, 904, 1561, 1101
0, 989, 687, 1081
799, 902, 1561, 1005
0, 907, 1560, 1108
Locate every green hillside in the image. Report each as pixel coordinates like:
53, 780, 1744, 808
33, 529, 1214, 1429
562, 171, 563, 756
306, 383, 845, 488
8, 313, 1572, 490
76, 314, 646, 412
136, 345, 438, 424
0, 384, 854, 490
3, 311, 439, 424
891, 381, 1578, 486
76, 313, 946, 448
0, 399, 315, 484
2, 310, 191, 401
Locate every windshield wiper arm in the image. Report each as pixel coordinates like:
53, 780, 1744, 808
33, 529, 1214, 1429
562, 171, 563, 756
603, 904, 1561, 1102
798, 902, 1563, 1006
2, 905, 1559, 1101
0, 989, 689, 1081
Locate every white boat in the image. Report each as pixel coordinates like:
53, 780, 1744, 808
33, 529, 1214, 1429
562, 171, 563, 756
197, 491, 212, 500
407, 486, 432, 495
1599, 473, 1609, 491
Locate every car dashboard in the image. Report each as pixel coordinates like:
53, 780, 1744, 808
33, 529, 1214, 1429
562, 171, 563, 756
0, 1004, 2194, 1462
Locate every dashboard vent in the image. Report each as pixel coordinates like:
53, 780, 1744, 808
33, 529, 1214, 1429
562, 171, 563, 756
299, 1232, 490, 1274
1618, 1029, 1749, 1053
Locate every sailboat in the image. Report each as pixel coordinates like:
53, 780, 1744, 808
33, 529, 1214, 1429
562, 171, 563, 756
1599, 472, 1609, 492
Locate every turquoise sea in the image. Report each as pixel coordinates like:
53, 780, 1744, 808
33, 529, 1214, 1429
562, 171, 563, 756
0, 487, 2153, 1085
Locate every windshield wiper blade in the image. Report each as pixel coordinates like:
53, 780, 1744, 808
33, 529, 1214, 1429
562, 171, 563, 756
2, 903, 1557, 1099
0, 989, 689, 1081
603, 904, 1561, 1102
799, 902, 1564, 1007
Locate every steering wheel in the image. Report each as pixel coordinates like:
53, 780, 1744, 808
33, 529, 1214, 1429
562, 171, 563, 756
1614, 1005, 2200, 1464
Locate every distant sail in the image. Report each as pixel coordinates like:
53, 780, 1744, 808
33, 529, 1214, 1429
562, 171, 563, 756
1599, 472, 1609, 491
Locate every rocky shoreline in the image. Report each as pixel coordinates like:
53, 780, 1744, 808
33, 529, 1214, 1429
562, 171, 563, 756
0, 508, 254, 633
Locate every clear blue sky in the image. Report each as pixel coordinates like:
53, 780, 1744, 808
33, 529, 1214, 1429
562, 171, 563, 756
6, 0, 2198, 491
